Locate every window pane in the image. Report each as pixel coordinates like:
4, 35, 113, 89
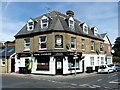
91, 41, 94, 50
71, 37, 76, 48
42, 19, 48, 23
40, 36, 46, 49
28, 22, 33, 26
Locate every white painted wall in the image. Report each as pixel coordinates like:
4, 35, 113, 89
83, 54, 105, 71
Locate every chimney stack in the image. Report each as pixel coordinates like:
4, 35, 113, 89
66, 10, 74, 17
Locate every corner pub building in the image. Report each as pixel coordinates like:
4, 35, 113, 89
15, 10, 112, 75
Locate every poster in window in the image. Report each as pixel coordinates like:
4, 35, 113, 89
57, 61, 62, 69
55, 35, 63, 48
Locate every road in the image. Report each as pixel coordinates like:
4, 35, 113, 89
2, 72, 120, 90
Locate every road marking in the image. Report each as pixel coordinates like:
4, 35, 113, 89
97, 79, 102, 82
71, 83, 77, 86
109, 79, 120, 84
108, 74, 117, 78
79, 84, 89, 87
92, 85, 101, 88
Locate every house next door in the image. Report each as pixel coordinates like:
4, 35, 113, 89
56, 57, 63, 75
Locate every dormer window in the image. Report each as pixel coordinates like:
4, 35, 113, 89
27, 18, 34, 31
41, 16, 49, 29
83, 23, 88, 34
93, 27, 98, 36
68, 17, 74, 29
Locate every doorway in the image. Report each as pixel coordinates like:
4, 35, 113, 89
82, 60, 84, 73
11, 58, 15, 72
55, 57, 63, 75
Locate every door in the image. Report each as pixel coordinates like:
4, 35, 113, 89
56, 57, 63, 75
82, 60, 84, 73
11, 58, 15, 72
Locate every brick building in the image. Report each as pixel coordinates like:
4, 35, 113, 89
15, 10, 112, 75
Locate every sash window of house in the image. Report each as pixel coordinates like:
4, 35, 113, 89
71, 37, 76, 49
101, 57, 104, 65
90, 57, 94, 66
24, 38, 30, 51
41, 16, 49, 29
81, 39, 85, 50
1, 58, 5, 66
68, 17, 74, 29
100, 43, 103, 51
39, 36, 47, 49
91, 41, 95, 51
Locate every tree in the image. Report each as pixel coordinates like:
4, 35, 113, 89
112, 37, 120, 63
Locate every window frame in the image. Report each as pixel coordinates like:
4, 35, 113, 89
101, 57, 104, 65
90, 57, 94, 66
27, 19, 34, 31
39, 36, 47, 50
40, 16, 49, 29
83, 23, 88, 34
100, 43, 104, 52
68, 17, 74, 29
81, 39, 85, 50
71, 37, 76, 49
1, 58, 5, 66
24, 38, 30, 51
91, 41, 95, 51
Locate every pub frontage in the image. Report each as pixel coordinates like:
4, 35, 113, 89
15, 51, 83, 75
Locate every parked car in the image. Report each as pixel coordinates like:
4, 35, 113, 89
98, 65, 114, 74
109, 64, 120, 72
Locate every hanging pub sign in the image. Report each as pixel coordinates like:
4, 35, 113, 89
55, 35, 63, 48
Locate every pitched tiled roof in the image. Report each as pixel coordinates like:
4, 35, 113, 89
0, 46, 15, 57
15, 10, 103, 41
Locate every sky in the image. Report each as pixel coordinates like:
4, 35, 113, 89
1, 0, 119, 44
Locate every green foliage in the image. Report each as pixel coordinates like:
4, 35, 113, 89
113, 56, 120, 63
113, 37, 120, 63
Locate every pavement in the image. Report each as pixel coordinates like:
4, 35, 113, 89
2, 72, 97, 80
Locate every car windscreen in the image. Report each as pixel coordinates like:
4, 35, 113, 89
100, 65, 106, 69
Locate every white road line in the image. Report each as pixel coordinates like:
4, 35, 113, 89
71, 83, 77, 86
108, 74, 117, 78
92, 85, 101, 88
97, 79, 102, 82
79, 84, 89, 87
109, 79, 120, 84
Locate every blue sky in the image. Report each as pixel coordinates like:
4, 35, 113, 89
1, 1, 119, 44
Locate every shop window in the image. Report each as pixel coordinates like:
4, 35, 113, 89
1, 58, 5, 66
90, 57, 94, 66
55, 35, 63, 48
101, 57, 104, 65
100, 43, 103, 51
68, 56, 80, 70
24, 38, 30, 51
39, 36, 47, 49
91, 41, 95, 51
81, 39, 85, 50
71, 37, 76, 49
36, 56, 50, 71
40, 16, 49, 29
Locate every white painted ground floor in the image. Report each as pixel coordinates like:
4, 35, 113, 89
15, 52, 113, 75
